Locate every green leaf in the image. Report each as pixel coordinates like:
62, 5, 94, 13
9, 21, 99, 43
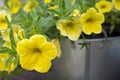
10, 28, 16, 50
78, 41, 90, 49
5, 16, 11, 28
14, 55, 19, 68
4, 0, 8, 7
6, 53, 15, 67
0, 39, 4, 48
0, 48, 13, 53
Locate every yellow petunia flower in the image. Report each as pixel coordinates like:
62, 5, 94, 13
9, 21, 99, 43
0, 10, 11, 30
23, 1, 38, 12
17, 35, 57, 73
44, 0, 51, 4
0, 54, 16, 72
7, 0, 22, 14
112, 0, 120, 10
57, 18, 82, 41
95, 0, 112, 13
80, 8, 104, 35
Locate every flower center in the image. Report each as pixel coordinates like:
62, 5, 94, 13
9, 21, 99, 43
86, 18, 94, 23
29, 4, 35, 9
0, 17, 6, 24
33, 48, 41, 54
101, 5, 106, 9
66, 22, 73, 27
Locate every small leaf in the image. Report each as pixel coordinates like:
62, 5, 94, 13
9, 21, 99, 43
4, 0, 8, 7
5, 16, 11, 28
14, 55, 19, 68
10, 28, 16, 50
78, 41, 90, 49
6, 53, 15, 67
0, 48, 13, 53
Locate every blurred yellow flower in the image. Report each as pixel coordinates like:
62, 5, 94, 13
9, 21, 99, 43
95, 0, 112, 13
80, 8, 104, 35
48, 5, 58, 16
17, 35, 57, 73
0, 10, 11, 30
57, 18, 82, 41
7, 0, 22, 14
1, 24, 20, 41
70, 9, 80, 17
1, 24, 20, 48
44, 0, 51, 4
18, 29, 25, 40
0, 54, 15, 72
48, 5, 58, 10
23, 1, 38, 12
112, 0, 120, 10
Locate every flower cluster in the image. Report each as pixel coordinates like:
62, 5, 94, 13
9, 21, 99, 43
0, 0, 120, 74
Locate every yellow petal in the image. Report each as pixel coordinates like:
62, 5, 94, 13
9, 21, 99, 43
20, 52, 39, 70
35, 55, 51, 73
70, 9, 80, 17
8, 0, 22, 14
65, 25, 82, 41
17, 39, 33, 56
0, 54, 16, 72
91, 24, 102, 34
83, 23, 102, 35
41, 42, 57, 60
3, 41, 11, 48
30, 35, 47, 49
18, 29, 25, 40
82, 24, 92, 35
0, 59, 6, 71
23, 1, 38, 12
52, 38, 61, 58
44, 0, 51, 4
95, 13, 104, 23
0, 10, 11, 30
56, 19, 68, 36
113, 0, 120, 10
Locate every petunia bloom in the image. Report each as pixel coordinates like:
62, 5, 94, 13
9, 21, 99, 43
112, 0, 120, 10
80, 8, 104, 35
95, 0, 112, 13
0, 10, 11, 30
23, 1, 38, 12
57, 18, 82, 41
7, 0, 22, 14
17, 35, 57, 73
